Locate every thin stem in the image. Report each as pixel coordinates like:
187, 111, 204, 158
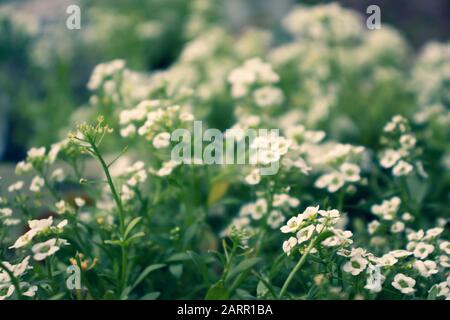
278, 239, 316, 299
89, 141, 128, 295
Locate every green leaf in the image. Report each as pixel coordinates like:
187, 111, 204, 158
104, 239, 122, 246
140, 292, 160, 300
226, 258, 261, 281
187, 251, 210, 285
131, 264, 166, 290
427, 286, 438, 300
208, 180, 230, 205
205, 280, 229, 300
166, 252, 191, 263
124, 217, 142, 239
125, 231, 146, 244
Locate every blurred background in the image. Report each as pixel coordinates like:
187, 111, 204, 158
1, 0, 449, 162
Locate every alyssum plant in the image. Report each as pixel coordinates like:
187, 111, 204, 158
0, 2, 449, 300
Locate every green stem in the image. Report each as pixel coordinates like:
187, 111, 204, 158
90, 142, 128, 294
278, 239, 316, 299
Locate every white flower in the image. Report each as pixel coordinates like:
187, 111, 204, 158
391, 273, 416, 295
55, 200, 68, 215
280, 216, 301, 234
343, 255, 368, 276
315, 172, 345, 193
388, 250, 413, 258
74, 197, 86, 208
273, 194, 300, 208
340, 163, 361, 182
413, 260, 438, 278
9, 230, 37, 249
121, 184, 135, 202
245, 168, 261, 185
27, 147, 46, 161
51, 168, 66, 182
390, 221, 405, 233
0, 284, 14, 300
318, 209, 340, 219
152, 160, 180, 177
267, 210, 285, 229
0, 208, 13, 218
153, 132, 171, 149
434, 282, 450, 298
367, 220, 380, 235
29, 176, 45, 193
29, 217, 53, 233
282, 237, 298, 256
15, 161, 32, 175
413, 242, 434, 259
57, 219, 68, 230
120, 124, 136, 137
439, 241, 450, 255
296, 225, 315, 244
3, 218, 21, 226
251, 199, 268, 220
32, 238, 60, 261
253, 86, 284, 108
392, 160, 413, 176
399, 134, 416, 149
364, 265, 385, 293
21, 284, 38, 298
8, 181, 24, 193
380, 149, 401, 168
424, 227, 444, 240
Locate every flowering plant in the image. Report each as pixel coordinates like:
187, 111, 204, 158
0, 2, 449, 300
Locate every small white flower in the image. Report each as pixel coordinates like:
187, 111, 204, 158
32, 238, 60, 261
74, 197, 86, 208
400, 134, 416, 149
280, 216, 301, 234
413, 260, 438, 278
251, 198, 268, 220
413, 242, 434, 259
273, 194, 300, 208
364, 264, 385, 293
120, 124, 136, 137
424, 227, 444, 240
282, 237, 297, 256
57, 219, 68, 230
380, 149, 401, 168
29, 176, 45, 193
390, 221, 405, 233
391, 273, 416, 295
367, 220, 380, 235
392, 160, 413, 176
340, 163, 361, 182
245, 168, 261, 185
343, 255, 368, 276
296, 225, 315, 244
0, 284, 14, 300
8, 181, 24, 193
152, 132, 171, 149
27, 147, 46, 162
0, 208, 13, 218
51, 168, 66, 182
55, 200, 68, 215
439, 241, 450, 255
267, 210, 285, 229
15, 161, 32, 175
